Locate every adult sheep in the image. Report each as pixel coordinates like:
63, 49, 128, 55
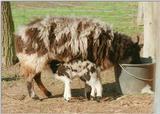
15, 16, 142, 99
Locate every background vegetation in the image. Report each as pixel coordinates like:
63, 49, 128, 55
11, 2, 143, 36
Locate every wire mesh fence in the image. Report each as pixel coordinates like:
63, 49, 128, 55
11, 1, 143, 36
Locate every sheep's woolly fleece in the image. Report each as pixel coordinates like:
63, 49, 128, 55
15, 16, 113, 75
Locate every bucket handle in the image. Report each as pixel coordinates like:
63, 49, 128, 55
119, 64, 153, 82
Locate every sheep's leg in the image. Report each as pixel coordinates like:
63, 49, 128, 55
114, 65, 123, 94
34, 73, 52, 97
26, 76, 39, 100
84, 84, 91, 100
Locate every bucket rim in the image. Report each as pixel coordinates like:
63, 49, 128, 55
120, 62, 155, 67
118, 64, 154, 81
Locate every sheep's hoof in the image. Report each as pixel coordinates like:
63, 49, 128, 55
64, 99, 70, 102
32, 95, 40, 100
64, 97, 71, 102
90, 96, 96, 101
86, 92, 91, 100
46, 91, 53, 98
96, 96, 102, 102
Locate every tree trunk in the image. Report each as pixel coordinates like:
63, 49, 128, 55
2, 2, 17, 67
143, 2, 156, 61
137, 2, 144, 26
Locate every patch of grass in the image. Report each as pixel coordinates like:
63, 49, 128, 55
11, 2, 143, 36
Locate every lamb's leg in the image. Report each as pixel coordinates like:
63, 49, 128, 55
86, 82, 96, 100
86, 75, 102, 102
85, 77, 96, 100
56, 75, 72, 101
95, 79, 103, 102
34, 73, 52, 97
64, 78, 71, 101
84, 84, 91, 100
90, 85, 96, 100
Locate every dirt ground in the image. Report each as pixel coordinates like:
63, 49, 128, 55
2, 64, 153, 114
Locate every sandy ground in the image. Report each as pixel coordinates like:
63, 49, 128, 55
2, 65, 153, 113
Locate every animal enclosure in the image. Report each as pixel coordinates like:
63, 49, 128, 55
2, 2, 154, 114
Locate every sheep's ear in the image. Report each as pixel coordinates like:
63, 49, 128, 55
139, 44, 143, 49
136, 35, 140, 44
110, 46, 114, 52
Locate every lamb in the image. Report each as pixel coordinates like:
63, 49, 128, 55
49, 60, 103, 102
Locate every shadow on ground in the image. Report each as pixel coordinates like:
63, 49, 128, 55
42, 82, 123, 101
1, 75, 20, 81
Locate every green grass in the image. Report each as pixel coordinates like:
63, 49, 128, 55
11, 2, 143, 36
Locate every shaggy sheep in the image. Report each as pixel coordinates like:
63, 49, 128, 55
15, 16, 142, 99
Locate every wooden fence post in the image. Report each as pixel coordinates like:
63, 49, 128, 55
137, 2, 144, 26
143, 2, 156, 61
153, 3, 160, 114
143, 2, 160, 113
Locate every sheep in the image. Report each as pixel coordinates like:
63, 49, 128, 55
15, 16, 142, 99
